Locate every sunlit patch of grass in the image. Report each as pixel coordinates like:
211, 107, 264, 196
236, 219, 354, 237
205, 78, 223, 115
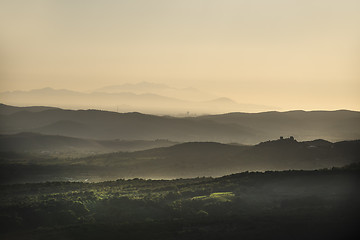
209, 192, 234, 197
191, 192, 235, 202
191, 195, 207, 200
209, 192, 235, 202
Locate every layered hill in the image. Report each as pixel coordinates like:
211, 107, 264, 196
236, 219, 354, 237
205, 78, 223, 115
0, 104, 258, 143
198, 110, 360, 141
0, 132, 177, 157
1, 104, 359, 144
74, 138, 360, 178
1, 138, 359, 183
0, 103, 58, 115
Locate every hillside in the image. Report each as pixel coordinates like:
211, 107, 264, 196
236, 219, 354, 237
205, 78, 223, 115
0, 132, 177, 157
1, 168, 359, 240
1, 104, 359, 143
198, 110, 360, 141
1, 138, 359, 183
0, 104, 257, 142
75, 138, 360, 178
0, 103, 58, 115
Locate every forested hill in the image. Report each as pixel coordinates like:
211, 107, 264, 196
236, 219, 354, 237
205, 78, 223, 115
1, 138, 359, 183
75, 138, 360, 177
0, 167, 359, 240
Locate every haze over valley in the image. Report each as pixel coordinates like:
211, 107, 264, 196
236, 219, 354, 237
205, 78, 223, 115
1, 1, 359, 239
0, 103, 359, 183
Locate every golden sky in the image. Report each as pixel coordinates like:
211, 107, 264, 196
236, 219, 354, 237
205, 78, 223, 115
0, 0, 359, 111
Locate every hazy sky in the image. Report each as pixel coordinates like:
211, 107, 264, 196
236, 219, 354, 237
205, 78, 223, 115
0, 0, 359, 111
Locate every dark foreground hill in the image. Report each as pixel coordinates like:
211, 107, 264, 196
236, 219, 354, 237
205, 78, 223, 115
0, 168, 359, 240
1, 138, 359, 183
1, 104, 360, 143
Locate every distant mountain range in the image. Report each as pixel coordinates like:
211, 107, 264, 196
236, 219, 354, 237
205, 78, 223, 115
0, 104, 359, 144
0, 83, 274, 114
96, 82, 217, 101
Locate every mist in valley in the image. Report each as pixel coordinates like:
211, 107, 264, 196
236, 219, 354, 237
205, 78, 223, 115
1, 0, 360, 239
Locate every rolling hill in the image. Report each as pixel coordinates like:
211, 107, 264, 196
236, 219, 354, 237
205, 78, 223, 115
1, 138, 359, 183
0, 105, 258, 142
1, 104, 359, 143
0, 103, 59, 115
198, 110, 360, 142
73, 138, 360, 178
0, 132, 177, 157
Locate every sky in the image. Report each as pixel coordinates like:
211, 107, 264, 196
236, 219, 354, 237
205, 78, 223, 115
0, 0, 359, 111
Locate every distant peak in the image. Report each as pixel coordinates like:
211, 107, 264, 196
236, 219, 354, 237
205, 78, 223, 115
37, 87, 54, 91
210, 97, 237, 104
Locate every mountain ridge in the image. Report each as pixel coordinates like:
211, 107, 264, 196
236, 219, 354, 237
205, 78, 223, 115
1, 103, 359, 144
1, 138, 359, 182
